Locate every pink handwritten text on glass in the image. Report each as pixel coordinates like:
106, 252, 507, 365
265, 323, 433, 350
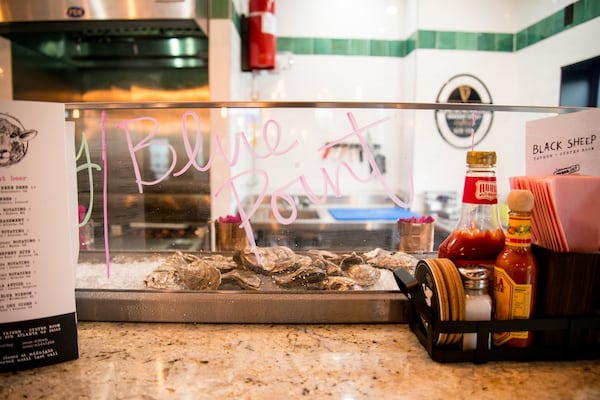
110, 110, 413, 264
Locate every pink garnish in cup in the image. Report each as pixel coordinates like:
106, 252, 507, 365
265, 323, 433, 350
218, 213, 243, 223
398, 215, 435, 224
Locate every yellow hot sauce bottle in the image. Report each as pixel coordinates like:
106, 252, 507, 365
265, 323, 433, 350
493, 189, 538, 348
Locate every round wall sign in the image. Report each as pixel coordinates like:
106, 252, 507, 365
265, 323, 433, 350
435, 74, 494, 148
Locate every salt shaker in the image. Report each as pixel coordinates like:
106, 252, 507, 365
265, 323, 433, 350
459, 266, 492, 351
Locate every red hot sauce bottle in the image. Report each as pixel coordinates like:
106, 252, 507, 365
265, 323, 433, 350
493, 189, 538, 348
438, 151, 505, 280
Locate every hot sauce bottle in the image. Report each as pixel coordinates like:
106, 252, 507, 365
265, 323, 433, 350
493, 189, 538, 348
438, 151, 505, 281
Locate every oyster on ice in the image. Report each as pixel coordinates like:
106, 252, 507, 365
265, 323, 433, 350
363, 248, 418, 271
179, 259, 222, 290
339, 252, 365, 268
202, 254, 238, 272
142, 246, 406, 291
306, 250, 344, 276
144, 251, 221, 290
307, 249, 340, 262
272, 265, 327, 288
234, 246, 301, 274
344, 263, 381, 287
144, 251, 188, 289
143, 265, 182, 290
307, 276, 359, 291
160, 250, 198, 268
221, 269, 262, 290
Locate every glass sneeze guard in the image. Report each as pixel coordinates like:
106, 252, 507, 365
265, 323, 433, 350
68, 101, 589, 323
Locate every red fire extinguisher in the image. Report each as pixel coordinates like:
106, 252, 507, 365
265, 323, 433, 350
248, 0, 276, 69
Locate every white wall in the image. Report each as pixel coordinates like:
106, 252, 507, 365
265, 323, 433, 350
416, 0, 553, 32
277, 0, 408, 39
516, 19, 600, 106
512, 0, 574, 28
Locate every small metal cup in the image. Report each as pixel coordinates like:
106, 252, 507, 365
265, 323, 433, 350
214, 221, 248, 251
398, 221, 434, 253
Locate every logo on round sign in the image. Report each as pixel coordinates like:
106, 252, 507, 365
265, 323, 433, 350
435, 74, 494, 149
66, 6, 85, 18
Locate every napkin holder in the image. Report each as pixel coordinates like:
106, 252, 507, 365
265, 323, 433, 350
532, 245, 600, 346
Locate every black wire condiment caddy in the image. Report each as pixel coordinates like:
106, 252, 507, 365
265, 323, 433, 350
393, 268, 600, 364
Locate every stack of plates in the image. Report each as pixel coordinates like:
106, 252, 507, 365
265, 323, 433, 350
510, 175, 600, 253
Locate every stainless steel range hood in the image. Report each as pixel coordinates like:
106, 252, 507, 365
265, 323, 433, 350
0, 0, 209, 70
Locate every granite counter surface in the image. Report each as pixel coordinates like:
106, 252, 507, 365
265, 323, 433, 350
1, 322, 599, 399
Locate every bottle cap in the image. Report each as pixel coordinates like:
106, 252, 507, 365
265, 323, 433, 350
507, 189, 534, 213
458, 265, 489, 290
466, 151, 496, 166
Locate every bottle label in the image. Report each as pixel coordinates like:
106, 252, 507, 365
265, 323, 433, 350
492, 266, 533, 346
462, 176, 497, 205
506, 215, 532, 247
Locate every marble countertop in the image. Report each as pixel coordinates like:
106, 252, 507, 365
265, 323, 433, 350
1, 322, 599, 399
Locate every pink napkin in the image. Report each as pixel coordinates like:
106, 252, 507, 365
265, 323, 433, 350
510, 175, 600, 253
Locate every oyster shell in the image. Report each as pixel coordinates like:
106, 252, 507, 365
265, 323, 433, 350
221, 269, 262, 290
344, 263, 381, 287
234, 246, 301, 275
307, 249, 340, 262
179, 259, 221, 290
160, 250, 197, 268
143, 265, 181, 290
362, 248, 418, 271
340, 252, 365, 268
307, 276, 359, 291
324, 262, 344, 277
272, 265, 327, 288
306, 251, 344, 276
202, 254, 238, 272
144, 251, 187, 289
144, 252, 221, 290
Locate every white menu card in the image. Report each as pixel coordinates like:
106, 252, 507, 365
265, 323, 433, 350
0, 100, 79, 371
526, 108, 600, 176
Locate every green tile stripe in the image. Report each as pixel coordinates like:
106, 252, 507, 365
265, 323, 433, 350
277, 37, 407, 57
231, 5, 242, 36
210, 0, 243, 37
516, 0, 600, 49
210, 0, 231, 19
223, 0, 599, 56
277, 31, 514, 57
416, 30, 513, 52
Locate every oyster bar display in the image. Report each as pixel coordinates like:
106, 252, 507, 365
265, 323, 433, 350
68, 101, 592, 323
76, 247, 417, 293
143, 247, 417, 291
